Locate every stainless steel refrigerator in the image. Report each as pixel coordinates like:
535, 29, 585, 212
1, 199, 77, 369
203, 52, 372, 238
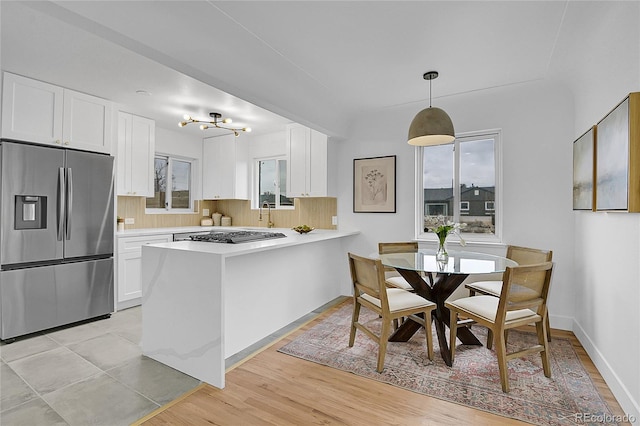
0, 140, 114, 341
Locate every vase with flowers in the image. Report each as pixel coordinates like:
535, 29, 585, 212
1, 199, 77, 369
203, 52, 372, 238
424, 215, 467, 262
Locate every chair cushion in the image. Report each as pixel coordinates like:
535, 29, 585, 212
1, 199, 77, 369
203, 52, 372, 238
361, 288, 434, 313
385, 276, 414, 291
466, 280, 502, 296
447, 295, 538, 323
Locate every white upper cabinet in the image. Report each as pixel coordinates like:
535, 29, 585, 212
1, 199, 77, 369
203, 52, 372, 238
2, 72, 112, 153
202, 133, 249, 200
62, 90, 112, 153
117, 112, 155, 197
286, 123, 327, 197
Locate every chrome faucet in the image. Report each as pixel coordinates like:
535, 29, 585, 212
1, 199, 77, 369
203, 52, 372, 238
259, 201, 274, 228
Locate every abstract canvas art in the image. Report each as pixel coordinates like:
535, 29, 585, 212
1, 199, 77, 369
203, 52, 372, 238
596, 98, 629, 211
573, 126, 595, 210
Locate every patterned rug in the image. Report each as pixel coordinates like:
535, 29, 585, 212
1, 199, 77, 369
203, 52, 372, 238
278, 304, 617, 426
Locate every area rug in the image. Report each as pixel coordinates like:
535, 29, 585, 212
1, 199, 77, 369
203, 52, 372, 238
278, 304, 618, 426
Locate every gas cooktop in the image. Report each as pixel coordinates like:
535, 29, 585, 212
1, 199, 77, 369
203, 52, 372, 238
190, 230, 287, 244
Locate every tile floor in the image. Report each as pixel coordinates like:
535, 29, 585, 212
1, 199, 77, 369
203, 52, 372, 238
0, 307, 200, 426
0, 297, 345, 426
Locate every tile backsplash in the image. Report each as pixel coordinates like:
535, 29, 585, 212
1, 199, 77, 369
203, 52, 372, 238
117, 197, 337, 230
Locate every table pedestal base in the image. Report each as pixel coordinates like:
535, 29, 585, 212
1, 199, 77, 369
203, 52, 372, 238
388, 270, 482, 367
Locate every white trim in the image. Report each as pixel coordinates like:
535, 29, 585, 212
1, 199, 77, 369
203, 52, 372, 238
416, 128, 503, 243
253, 155, 294, 210
573, 320, 640, 423
145, 152, 196, 213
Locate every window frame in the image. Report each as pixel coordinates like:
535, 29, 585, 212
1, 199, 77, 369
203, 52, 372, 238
254, 156, 295, 210
415, 129, 503, 244
145, 153, 196, 214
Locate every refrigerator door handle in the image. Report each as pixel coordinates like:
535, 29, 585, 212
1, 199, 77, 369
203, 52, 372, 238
65, 168, 73, 240
57, 167, 65, 241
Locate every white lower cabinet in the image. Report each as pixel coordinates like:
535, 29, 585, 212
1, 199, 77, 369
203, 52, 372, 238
117, 234, 172, 308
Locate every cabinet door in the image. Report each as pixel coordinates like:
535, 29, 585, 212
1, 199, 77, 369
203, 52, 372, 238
62, 89, 112, 153
286, 124, 310, 197
116, 112, 133, 195
130, 115, 155, 197
117, 234, 172, 304
203, 134, 247, 199
118, 250, 143, 303
308, 129, 328, 197
116, 112, 155, 197
1, 72, 64, 145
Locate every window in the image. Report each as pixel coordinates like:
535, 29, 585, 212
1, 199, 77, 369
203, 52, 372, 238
256, 157, 293, 209
146, 154, 194, 212
426, 203, 448, 216
419, 130, 501, 242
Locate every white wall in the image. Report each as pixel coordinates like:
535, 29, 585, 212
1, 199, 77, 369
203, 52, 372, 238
155, 126, 204, 199
336, 80, 575, 327
334, 2, 640, 419
248, 130, 287, 159
553, 1, 640, 420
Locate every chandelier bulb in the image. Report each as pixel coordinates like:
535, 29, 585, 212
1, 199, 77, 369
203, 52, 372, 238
178, 121, 186, 127
183, 114, 191, 120
200, 124, 208, 130
222, 118, 232, 124
243, 127, 252, 133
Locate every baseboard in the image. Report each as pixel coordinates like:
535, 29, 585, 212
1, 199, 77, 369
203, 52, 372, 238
573, 319, 640, 424
117, 298, 141, 311
549, 313, 573, 331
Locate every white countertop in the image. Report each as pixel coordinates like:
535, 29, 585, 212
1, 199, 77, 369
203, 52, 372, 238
140, 228, 359, 257
116, 225, 220, 238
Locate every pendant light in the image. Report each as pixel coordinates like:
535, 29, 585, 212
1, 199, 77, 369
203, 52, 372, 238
408, 71, 455, 146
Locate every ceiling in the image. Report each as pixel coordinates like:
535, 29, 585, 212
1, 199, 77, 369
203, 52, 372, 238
1, 1, 577, 140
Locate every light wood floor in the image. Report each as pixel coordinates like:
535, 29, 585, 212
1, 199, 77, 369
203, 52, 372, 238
135, 299, 627, 426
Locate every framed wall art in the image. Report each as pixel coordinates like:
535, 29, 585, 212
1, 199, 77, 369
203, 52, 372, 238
596, 96, 631, 211
573, 126, 596, 211
353, 155, 396, 213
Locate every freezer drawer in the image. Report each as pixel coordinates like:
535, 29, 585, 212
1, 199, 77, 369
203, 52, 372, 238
0, 258, 114, 340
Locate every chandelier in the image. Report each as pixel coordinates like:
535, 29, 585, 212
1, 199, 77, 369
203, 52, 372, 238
179, 112, 252, 137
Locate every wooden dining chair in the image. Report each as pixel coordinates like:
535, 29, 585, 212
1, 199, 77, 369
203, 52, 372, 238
465, 245, 553, 341
378, 242, 419, 292
348, 252, 436, 373
446, 261, 554, 392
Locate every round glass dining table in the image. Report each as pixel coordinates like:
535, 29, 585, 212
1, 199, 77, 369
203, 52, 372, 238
378, 249, 517, 367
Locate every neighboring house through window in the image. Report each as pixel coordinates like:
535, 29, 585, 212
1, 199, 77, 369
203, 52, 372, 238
418, 130, 502, 242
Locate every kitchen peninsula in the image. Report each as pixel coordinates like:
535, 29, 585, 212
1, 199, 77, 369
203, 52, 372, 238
140, 227, 358, 388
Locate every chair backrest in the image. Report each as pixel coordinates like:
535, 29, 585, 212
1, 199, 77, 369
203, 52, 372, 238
506, 245, 553, 265
497, 262, 554, 321
378, 242, 418, 273
348, 252, 389, 308
378, 242, 419, 255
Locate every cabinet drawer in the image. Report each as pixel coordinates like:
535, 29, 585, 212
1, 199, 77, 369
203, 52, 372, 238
118, 235, 173, 252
